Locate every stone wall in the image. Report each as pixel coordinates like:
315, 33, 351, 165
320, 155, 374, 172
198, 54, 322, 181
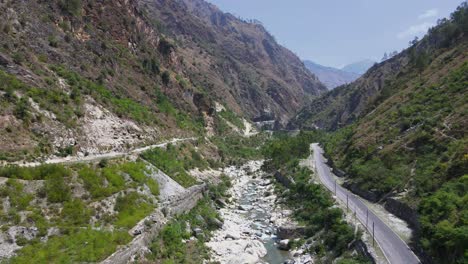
384, 197, 419, 230
274, 171, 294, 188
101, 184, 207, 264
343, 182, 381, 203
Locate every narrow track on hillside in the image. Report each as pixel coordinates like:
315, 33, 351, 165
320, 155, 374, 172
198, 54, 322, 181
8, 137, 197, 167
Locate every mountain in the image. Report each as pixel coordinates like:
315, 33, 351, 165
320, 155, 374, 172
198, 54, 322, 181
291, 3, 467, 263
303, 60, 360, 89
341, 59, 375, 74
0, 0, 325, 161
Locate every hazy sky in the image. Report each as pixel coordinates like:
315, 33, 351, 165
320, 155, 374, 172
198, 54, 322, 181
206, 0, 464, 68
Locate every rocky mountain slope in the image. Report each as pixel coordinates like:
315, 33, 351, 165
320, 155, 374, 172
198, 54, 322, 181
303, 60, 360, 89
292, 3, 468, 263
0, 0, 325, 162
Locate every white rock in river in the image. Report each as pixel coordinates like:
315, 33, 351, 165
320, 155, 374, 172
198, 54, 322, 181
278, 239, 290, 250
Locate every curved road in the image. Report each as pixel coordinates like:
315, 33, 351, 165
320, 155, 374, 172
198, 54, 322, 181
311, 143, 420, 264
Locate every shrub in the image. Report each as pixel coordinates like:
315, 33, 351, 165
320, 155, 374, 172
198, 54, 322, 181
158, 39, 174, 56
0, 179, 33, 211
45, 171, 71, 203
161, 71, 170, 86
59, 0, 82, 17
48, 36, 59, 48
146, 178, 160, 196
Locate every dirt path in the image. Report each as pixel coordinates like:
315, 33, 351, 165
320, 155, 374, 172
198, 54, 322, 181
7, 137, 197, 167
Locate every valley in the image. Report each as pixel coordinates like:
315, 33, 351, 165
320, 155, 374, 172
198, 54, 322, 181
0, 0, 466, 263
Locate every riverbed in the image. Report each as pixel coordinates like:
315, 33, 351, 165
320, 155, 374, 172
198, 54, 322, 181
206, 160, 292, 263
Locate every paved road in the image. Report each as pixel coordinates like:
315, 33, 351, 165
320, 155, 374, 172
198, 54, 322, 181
311, 143, 420, 264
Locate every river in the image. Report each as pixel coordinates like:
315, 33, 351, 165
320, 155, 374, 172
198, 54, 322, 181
206, 160, 293, 263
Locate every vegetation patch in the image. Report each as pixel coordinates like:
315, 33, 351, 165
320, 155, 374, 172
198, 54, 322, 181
10, 229, 131, 263
114, 191, 155, 229
141, 144, 199, 188
262, 132, 369, 263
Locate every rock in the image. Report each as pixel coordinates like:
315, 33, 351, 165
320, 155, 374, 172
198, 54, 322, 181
225, 233, 239, 240
215, 198, 227, 208
0, 54, 9, 66
238, 205, 251, 211
210, 218, 224, 228
195, 214, 205, 223
192, 227, 204, 237
293, 249, 303, 257
132, 229, 142, 236
278, 239, 290, 250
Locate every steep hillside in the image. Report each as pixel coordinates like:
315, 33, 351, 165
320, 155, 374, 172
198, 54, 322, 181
303, 60, 360, 89
138, 0, 326, 121
293, 4, 468, 263
291, 7, 466, 131
0, 0, 324, 162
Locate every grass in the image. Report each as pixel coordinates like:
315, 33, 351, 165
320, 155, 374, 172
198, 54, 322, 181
9, 229, 131, 264
0, 164, 71, 180
218, 108, 245, 130
211, 133, 267, 166
114, 192, 154, 228
77, 161, 154, 199
141, 145, 198, 188
147, 197, 221, 263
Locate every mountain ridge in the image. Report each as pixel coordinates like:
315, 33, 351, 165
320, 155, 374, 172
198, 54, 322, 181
303, 60, 360, 89
0, 0, 325, 161
340, 59, 376, 74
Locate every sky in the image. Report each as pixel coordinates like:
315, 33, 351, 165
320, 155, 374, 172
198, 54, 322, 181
206, 0, 464, 68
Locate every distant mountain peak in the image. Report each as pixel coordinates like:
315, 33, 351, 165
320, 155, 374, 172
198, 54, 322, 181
303, 60, 360, 89
341, 59, 376, 75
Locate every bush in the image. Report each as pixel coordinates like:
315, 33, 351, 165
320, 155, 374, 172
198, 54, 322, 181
59, 0, 82, 17
0, 179, 33, 211
78, 167, 110, 199
146, 178, 160, 196
418, 175, 467, 264
158, 39, 174, 56
161, 71, 170, 86
45, 171, 71, 203
61, 199, 91, 226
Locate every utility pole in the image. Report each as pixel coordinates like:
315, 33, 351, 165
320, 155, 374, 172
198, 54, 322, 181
353, 205, 357, 225
372, 222, 375, 247
346, 194, 349, 212
366, 209, 369, 230
334, 180, 337, 195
